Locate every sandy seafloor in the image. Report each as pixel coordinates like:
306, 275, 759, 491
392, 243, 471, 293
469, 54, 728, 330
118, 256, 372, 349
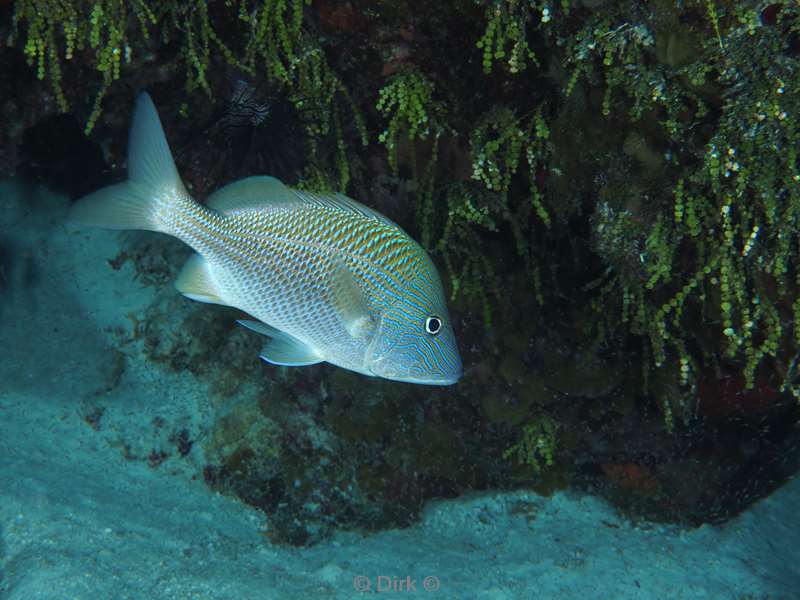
0, 179, 798, 600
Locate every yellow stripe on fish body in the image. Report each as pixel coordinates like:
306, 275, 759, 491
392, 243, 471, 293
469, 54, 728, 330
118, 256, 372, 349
69, 92, 462, 385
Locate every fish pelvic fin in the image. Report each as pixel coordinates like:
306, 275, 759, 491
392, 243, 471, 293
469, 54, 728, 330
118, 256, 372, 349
236, 320, 323, 367
69, 92, 188, 232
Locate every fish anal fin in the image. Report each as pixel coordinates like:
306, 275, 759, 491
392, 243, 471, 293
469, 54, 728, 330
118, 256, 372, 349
175, 254, 227, 305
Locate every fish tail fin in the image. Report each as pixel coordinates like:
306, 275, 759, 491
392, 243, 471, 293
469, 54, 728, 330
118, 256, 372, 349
69, 92, 187, 232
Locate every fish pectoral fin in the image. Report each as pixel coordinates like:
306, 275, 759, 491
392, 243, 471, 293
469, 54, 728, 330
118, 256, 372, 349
175, 254, 228, 305
236, 320, 323, 367
329, 259, 376, 341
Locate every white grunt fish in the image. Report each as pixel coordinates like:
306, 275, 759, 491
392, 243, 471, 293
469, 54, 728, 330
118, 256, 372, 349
70, 93, 462, 385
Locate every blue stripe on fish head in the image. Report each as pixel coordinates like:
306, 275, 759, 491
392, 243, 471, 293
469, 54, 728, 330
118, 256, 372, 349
366, 263, 462, 385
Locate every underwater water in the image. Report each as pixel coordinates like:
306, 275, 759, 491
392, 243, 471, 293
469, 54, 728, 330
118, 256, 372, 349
1, 178, 798, 599
4, 0, 800, 596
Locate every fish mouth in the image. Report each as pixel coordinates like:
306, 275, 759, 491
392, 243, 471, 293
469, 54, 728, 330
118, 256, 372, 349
406, 375, 461, 386
368, 363, 462, 386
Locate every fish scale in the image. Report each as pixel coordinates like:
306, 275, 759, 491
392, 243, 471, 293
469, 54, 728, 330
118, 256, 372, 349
70, 92, 462, 385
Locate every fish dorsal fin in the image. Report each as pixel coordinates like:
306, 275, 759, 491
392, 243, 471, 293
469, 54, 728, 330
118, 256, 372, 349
207, 176, 400, 229
206, 176, 297, 214
175, 254, 228, 305
293, 190, 400, 229
236, 320, 323, 366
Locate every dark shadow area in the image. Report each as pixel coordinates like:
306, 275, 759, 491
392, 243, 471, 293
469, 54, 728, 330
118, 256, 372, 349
17, 114, 110, 200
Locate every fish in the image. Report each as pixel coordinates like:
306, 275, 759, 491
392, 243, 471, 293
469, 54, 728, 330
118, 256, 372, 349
70, 93, 462, 385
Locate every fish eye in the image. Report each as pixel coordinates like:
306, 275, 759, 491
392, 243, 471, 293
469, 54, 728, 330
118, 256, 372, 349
425, 315, 442, 335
